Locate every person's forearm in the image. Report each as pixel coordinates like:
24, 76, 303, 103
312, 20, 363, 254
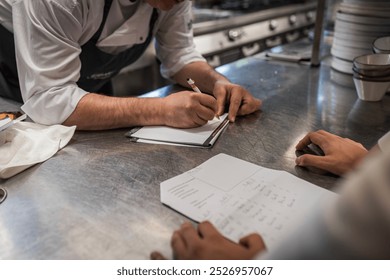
63, 93, 165, 130
173, 61, 229, 93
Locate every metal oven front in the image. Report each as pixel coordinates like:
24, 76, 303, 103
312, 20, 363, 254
192, 0, 317, 67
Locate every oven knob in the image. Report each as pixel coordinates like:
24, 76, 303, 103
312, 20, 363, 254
289, 15, 297, 25
227, 29, 243, 42
269, 20, 278, 31
306, 11, 315, 22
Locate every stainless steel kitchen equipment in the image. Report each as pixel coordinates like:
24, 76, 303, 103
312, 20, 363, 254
192, 0, 317, 66
113, 0, 317, 95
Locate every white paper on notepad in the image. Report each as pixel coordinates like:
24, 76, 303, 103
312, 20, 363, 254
126, 113, 228, 148
160, 153, 337, 250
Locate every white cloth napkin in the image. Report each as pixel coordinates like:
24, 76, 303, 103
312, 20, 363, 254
0, 122, 76, 179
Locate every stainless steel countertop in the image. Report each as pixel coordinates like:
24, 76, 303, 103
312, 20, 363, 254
0, 54, 389, 259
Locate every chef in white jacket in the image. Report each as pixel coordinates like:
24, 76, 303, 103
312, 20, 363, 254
0, 0, 261, 129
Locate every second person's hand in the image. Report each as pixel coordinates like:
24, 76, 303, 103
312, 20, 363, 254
150, 221, 266, 260
295, 130, 368, 176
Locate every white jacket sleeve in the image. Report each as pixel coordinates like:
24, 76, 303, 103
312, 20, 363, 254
378, 131, 390, 152
154, 1, 206, 79
13, 0, 91, 125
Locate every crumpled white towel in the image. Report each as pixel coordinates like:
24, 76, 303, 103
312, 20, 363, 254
0, 122, 76, 179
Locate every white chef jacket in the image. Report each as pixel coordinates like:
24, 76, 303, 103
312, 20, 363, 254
259, 131, 390, 259
0, 0, 205, 125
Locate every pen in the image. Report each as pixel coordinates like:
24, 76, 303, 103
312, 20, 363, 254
186, 78, 202, 93
187, 78, 219, 120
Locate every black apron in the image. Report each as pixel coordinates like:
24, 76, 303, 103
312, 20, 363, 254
0, 0, 158, 101
0, 24, 22, 102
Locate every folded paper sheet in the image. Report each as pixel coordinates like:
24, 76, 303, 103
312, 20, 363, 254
0, 122, 76, 179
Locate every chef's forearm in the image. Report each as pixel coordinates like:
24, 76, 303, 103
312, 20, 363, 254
63, 93, 165, 130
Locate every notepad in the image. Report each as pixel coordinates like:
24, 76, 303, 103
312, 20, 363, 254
160, 154, 337, 249
125, 113, 229, 148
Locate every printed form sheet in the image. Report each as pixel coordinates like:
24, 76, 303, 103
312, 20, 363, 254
161, 153, 337, 249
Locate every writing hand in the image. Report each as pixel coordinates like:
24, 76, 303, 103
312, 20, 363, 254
162, 91, 217, 128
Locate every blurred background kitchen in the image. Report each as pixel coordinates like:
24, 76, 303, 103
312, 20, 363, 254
112, 0, 320, 96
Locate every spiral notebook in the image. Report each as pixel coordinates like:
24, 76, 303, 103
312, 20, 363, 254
125, 113, 229, 148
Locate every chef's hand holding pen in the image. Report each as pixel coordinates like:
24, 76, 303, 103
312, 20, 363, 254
212, 81, 262, 122
161, 91, 217, 128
